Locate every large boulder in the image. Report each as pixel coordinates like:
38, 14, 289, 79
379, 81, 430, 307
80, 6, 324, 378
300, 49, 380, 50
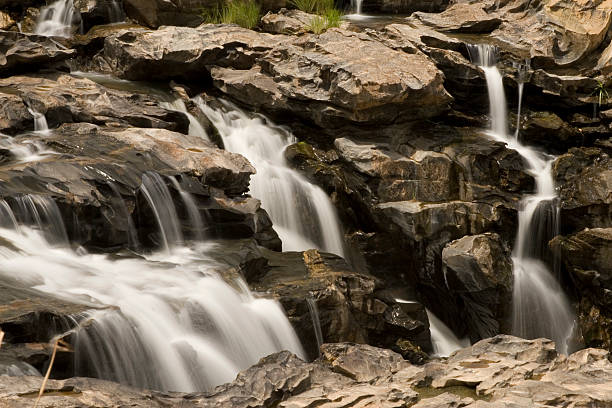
101, 24, 284, 80
212, 28, 452, 127
0, 31, 75, 76
553, 147, 612, 231
551, 228, 612, 351
442, 233, 513, 340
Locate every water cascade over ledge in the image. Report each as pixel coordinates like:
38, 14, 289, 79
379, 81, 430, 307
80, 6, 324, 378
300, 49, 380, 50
35, 0, 77, 38
195, 98, 346, 257
467, 44, 576, 353
0, 185, 304, 392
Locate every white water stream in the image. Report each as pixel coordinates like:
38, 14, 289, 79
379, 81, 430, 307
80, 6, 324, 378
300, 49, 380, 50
35, 0, 76, 38
468, 44, 575, 353
194, 98, 346, 257
0, 182, 304, 391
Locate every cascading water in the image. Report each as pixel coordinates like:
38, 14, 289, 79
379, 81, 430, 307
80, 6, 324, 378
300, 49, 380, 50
169, 176, 206, 242
352, 0, 363, 14
426, 309, 470, 357
160, 99, 210, 142
27, 107, 50, 134
194, 98, 345, 256
35, 0, 77, 38
0, 187, 304, 392
109, 0, 125, 23
513, 59, 531, 138
307, 297, 324, 353
468, 44, 575, 353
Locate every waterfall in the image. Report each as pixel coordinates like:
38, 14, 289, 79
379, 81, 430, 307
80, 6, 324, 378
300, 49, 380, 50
107, 181, 140, 250
307, 296, 324, 353
109, 0, 125, 23
468, 44, 575, 353
27, 107, 50, 135
194, 98, 346, 257
514, 59, 531, 139
159, 99, 210, 142
426, 309, 470, 357
139, 172, 184, 250
352, 0, 363, 14
35, 0, 76, 38
169, 176, 206, 242
0, 194, 304, 391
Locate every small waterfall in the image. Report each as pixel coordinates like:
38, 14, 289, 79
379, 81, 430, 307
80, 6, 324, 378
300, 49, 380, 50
0, 226, 304, 392
169, 176, 206, 242
109, 0, 125, 23
139, 172, 184, 250
194, 98, 345, 257
426, 309, 470, 357
35, 0, 76, 38
0, 134, 56, 163
514, 59, 531, 139
468, 44, 575, 353
307, 296, 323, 353
12, 194, 69, 244
160, 99, 210, 142
352, 0, 363, 14
27, 107, 50, 135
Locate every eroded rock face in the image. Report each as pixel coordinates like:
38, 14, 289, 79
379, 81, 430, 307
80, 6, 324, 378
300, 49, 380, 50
442, 233, 512, 340
551, 228, 612, 351
242, 247, 432, 359
101, 24, 284, 80
0, 31, 75, 76
413, 0, 612, 66
212, 28, 452, 127
260, 8, 314, 35
553, 147, 612, 231
6, 336, 611, 407
0, 72, 189, 134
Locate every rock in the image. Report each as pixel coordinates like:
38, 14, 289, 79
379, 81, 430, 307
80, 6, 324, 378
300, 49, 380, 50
212, 28, 452, 127
442, 233, 513, 340
413, 3, 502, 33
412, 0, 612, 67
0, 376, 192, 407
74, 0, 125, 32
260, 8, 314, 35
518, 111, 581, 153
0, 72, 189, 134
101, 24, 284, 80
553, 147, 612, 231
0, 11, 15, 30
550, 228, 612, 351
0, 31, 75, 76
0, 122, 279, 251
245, 247, 432, 359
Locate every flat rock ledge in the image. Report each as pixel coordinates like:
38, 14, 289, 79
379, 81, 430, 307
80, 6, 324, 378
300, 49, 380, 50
2, 336, 611, 407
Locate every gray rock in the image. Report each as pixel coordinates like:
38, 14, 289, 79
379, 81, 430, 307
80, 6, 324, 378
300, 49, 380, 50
0, 31, 75, 76
260, 8, 314, 35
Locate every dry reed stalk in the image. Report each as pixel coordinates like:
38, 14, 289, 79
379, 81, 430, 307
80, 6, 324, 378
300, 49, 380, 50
34, 338, 59, 408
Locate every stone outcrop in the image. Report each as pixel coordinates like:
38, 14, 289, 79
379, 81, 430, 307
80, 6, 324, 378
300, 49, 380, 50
260, 8, 314, 35
551, 228, 612, 351
413, 0, 612, 67
553, 147, 612, 232
212, 28, 452, 126
101, 24, 284, 80
0, 31, 75, 76
0, 72, 188, 134
4, 336, 611, 407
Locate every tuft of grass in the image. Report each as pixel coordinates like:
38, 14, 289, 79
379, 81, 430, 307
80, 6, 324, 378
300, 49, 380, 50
203, 0, 261, 29
296, 0, 343, 34
306, 16, 327, 34
592, 80, 609, 107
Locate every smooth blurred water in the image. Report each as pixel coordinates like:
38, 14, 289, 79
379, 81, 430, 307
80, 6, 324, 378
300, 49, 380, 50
468, 44, 575, 353
35, 0, 76, 38
194, 98, 346, 257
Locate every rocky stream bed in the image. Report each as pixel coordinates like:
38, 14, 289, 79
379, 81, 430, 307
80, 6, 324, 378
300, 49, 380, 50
0, 0, 610, 407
